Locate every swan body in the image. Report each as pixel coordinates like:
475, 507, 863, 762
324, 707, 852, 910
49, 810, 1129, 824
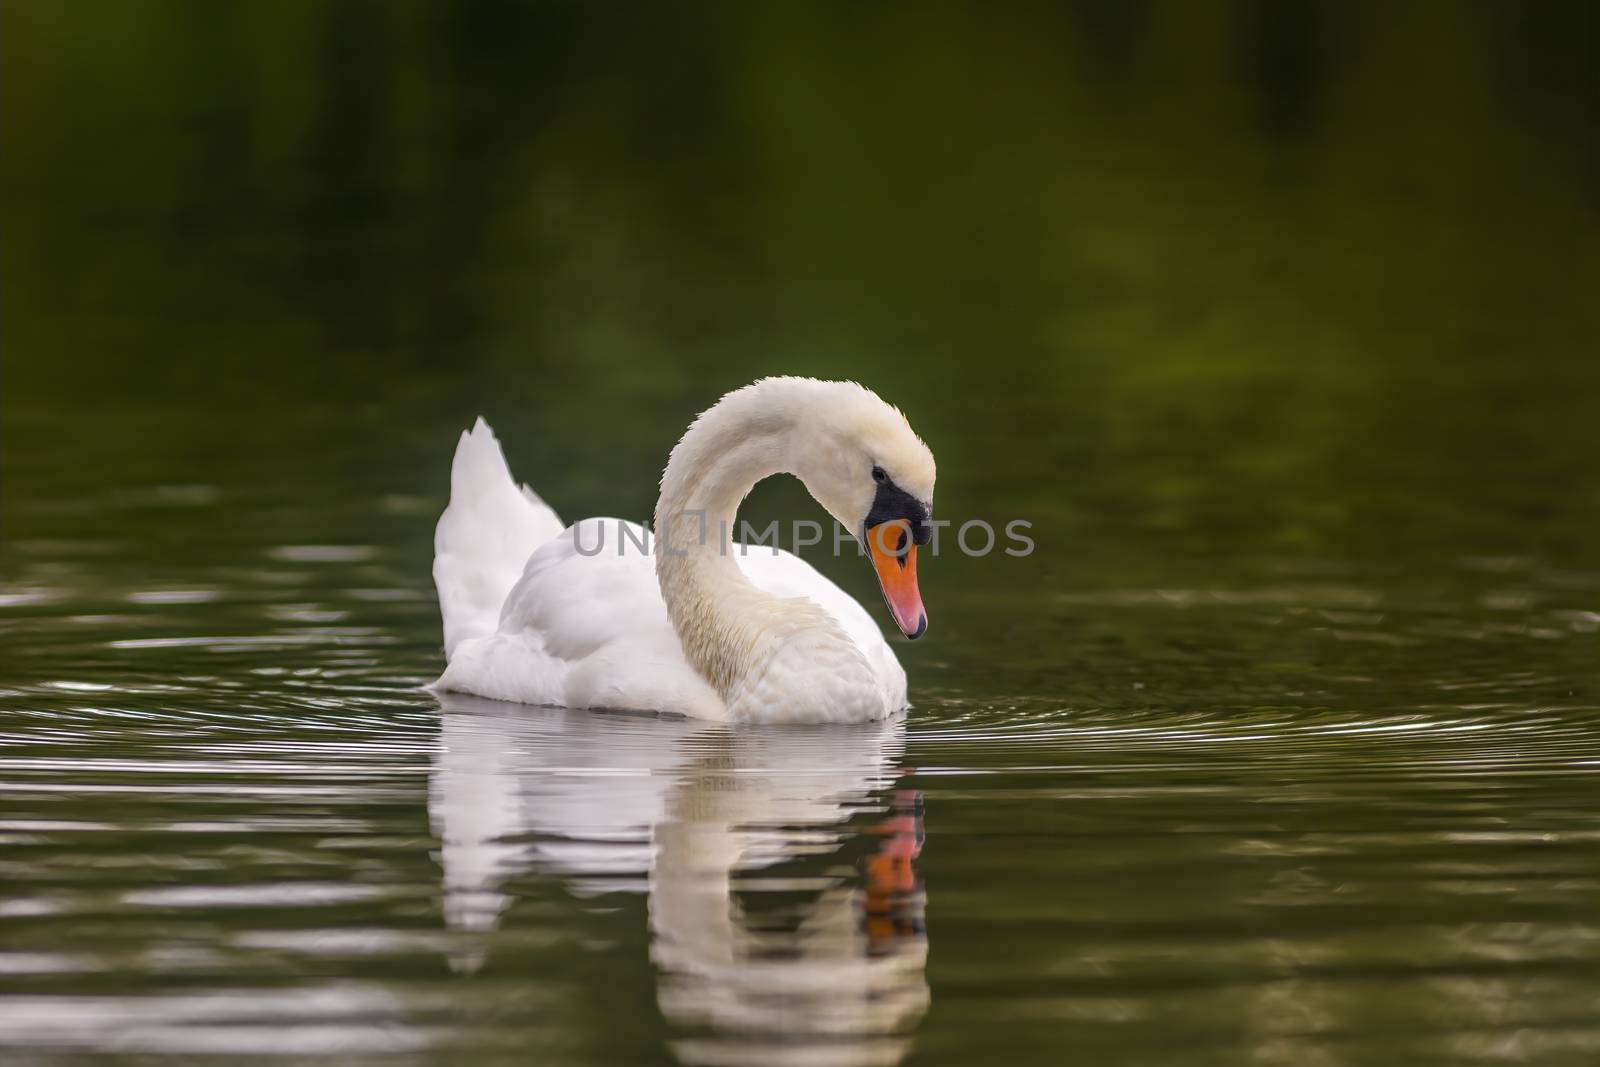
432, 378, 936, 723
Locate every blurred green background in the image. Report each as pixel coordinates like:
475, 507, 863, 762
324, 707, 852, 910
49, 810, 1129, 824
6, 0, 1598, 574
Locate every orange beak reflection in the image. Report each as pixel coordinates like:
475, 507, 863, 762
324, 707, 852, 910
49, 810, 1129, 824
867, 519, 927, 639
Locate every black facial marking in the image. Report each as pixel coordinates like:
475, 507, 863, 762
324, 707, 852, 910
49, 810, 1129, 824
865, 473, 932, 545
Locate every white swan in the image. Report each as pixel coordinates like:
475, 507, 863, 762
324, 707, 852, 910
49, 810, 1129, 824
431, 377, 936, 723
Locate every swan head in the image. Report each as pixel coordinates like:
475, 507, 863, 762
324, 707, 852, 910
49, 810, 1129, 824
784, 380, 937, 640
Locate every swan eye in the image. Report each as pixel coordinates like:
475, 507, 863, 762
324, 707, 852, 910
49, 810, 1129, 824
872, 465, 888, 484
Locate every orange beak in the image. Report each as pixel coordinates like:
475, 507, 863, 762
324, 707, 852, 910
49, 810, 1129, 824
866, 519, 927, 639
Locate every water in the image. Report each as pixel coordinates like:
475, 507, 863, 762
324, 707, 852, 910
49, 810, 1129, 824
4, 3, 1600, 1063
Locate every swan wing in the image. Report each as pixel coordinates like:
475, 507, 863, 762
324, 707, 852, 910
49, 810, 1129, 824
442, 519, 727, 719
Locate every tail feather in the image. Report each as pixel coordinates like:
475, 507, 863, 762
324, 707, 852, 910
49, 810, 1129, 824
433, 418, 565, 659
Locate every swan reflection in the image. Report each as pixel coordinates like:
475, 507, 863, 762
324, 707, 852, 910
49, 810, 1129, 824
430, 693, 929, 1066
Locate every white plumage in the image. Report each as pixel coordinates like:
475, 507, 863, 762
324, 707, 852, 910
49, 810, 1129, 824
431, 378, 936, 723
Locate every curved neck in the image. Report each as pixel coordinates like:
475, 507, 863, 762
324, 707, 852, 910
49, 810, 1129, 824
653, 383, 810, 698
655, 411, 789, 573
